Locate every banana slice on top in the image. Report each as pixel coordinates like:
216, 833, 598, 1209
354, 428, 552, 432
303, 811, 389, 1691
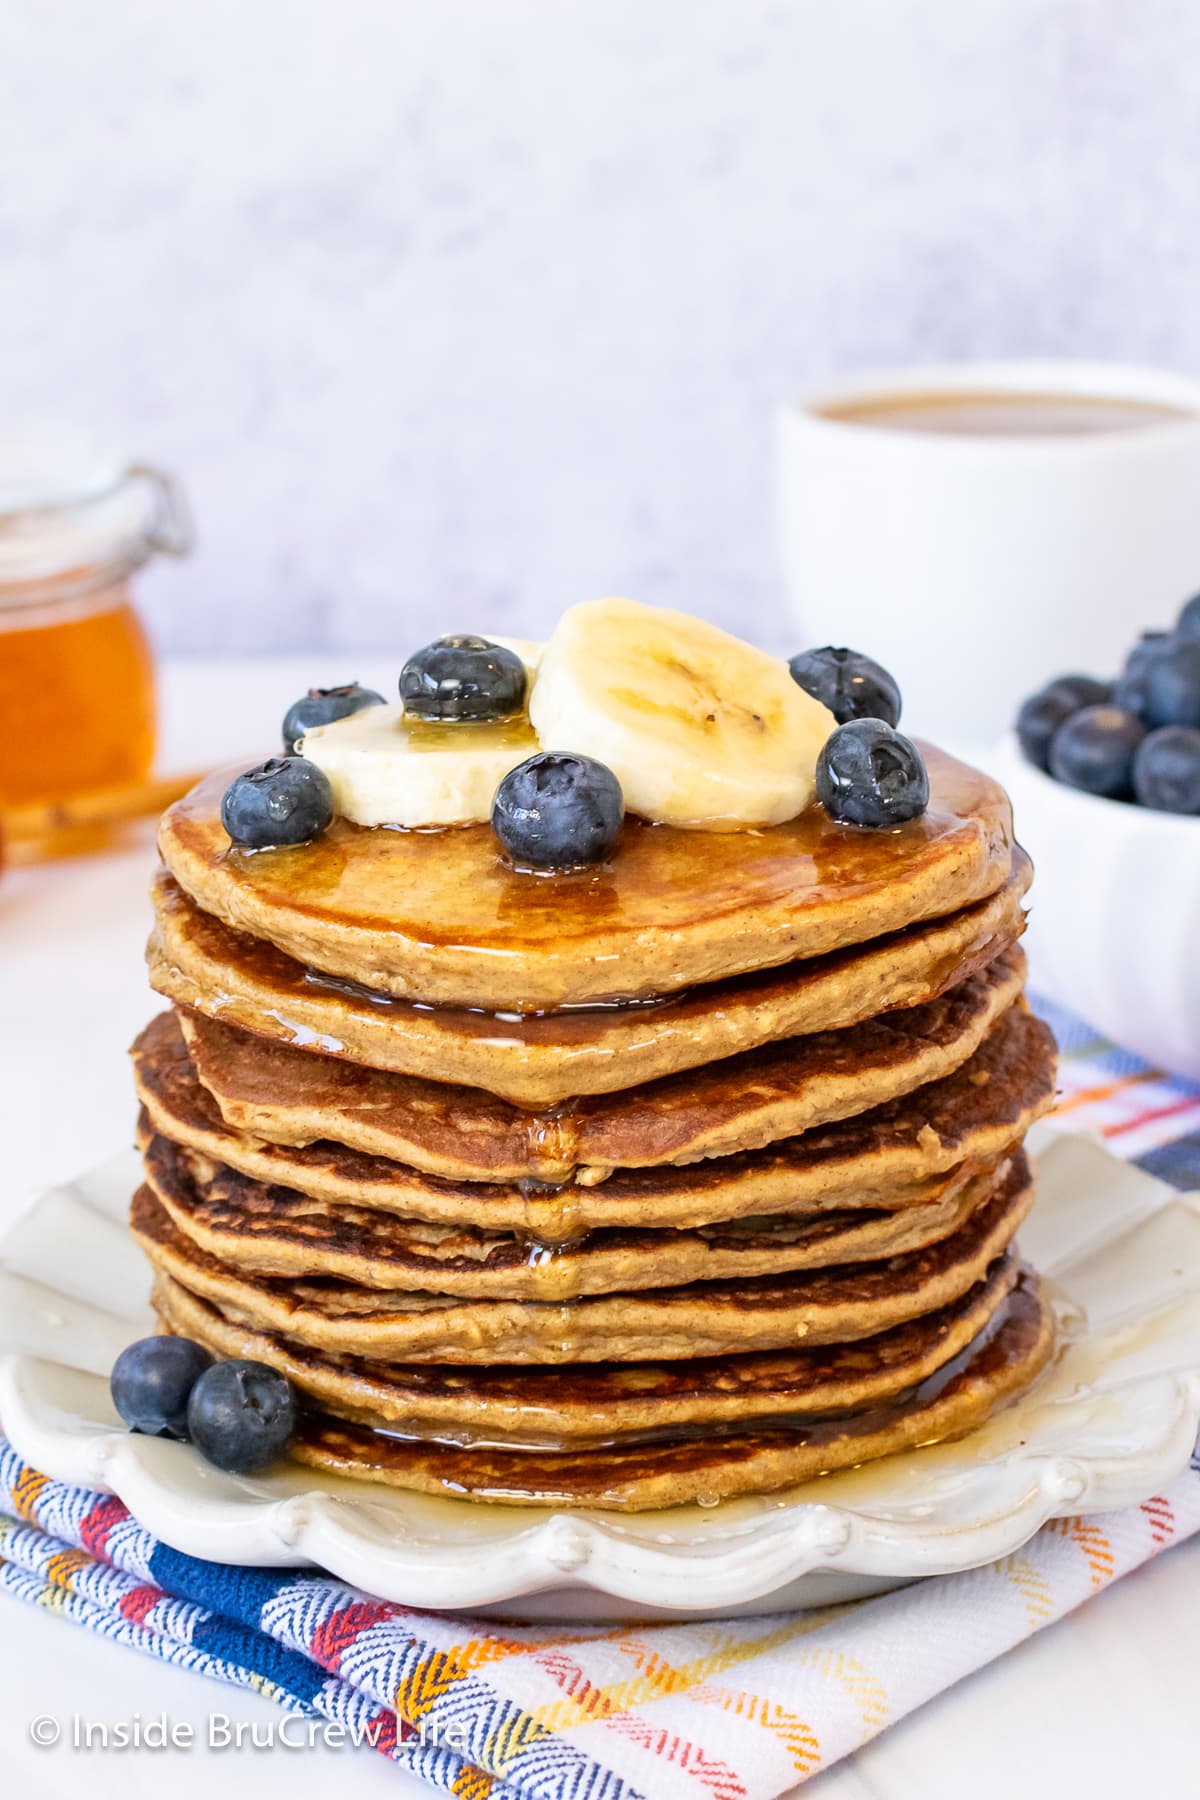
529, 598, 835, 828
300, 704, 538, 828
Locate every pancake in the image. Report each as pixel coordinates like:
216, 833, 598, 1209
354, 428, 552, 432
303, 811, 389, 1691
156, 747, 1015, 1010
146, 861, 1029, 1104
290, 1274, 1054, 1509
138, 1123, 1005, 1299
129, 1153, 1034, 1362
136, 1008, 1053, 1237
150, 1255, 1022, 1443
169, 946, 1027, 1183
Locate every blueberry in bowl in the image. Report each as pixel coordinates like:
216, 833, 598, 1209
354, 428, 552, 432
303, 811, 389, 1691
1004, 588, 1200, 1080
1047, 705, 1145, 798
1133, 726, 1200, 813
1016, 687, 1085, 772
1140, 638, 1200, 728
1015, 590, 1200, 805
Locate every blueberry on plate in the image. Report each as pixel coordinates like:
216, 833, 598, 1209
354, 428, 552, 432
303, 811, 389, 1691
1048, 705, 1145, 797
400, 636, 527, 722
1141, 638, 1200, 728
111, 1336, 213, 1440
221, 757, 335, 848
281, 683, 385, 754
186, 1359, 298, 1475
787, 646, 902, 727
1133, 726, 1200, 813
1016, 686, 1083, 771
815, 719, 929, 827
1177, 595, 1200, 639
492, 752, 623, 868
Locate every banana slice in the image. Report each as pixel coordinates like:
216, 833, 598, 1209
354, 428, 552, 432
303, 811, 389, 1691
528, 598, 835, 827
300, 704, 538, 828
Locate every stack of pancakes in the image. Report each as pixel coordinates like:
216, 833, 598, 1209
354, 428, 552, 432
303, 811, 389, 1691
130, 746, 1058, 1511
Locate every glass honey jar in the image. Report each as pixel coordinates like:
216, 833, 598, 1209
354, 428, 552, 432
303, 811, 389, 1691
0, 428, 193, 808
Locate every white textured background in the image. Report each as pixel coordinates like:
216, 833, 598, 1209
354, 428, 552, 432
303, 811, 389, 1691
5, 0, 1200, 654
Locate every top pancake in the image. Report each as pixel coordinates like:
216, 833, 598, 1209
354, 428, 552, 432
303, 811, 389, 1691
158, 746, 1015, 1010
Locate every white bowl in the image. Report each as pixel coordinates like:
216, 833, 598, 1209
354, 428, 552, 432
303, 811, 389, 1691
995, 737, 1200, 1079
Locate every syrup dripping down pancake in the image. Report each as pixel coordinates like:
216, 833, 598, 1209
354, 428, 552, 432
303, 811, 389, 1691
133, 1004, 1055, 1232
137, 1121, 1007, 1300
129, 1153, 1034, 1363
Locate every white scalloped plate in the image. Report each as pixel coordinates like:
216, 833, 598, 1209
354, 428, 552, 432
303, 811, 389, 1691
3, 1132, 1200, 1621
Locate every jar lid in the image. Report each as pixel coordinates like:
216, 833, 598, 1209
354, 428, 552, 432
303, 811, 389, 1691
0, 423, 192, 595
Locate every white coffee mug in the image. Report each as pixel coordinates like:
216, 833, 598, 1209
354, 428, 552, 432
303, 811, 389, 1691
775, 361, 1200, 745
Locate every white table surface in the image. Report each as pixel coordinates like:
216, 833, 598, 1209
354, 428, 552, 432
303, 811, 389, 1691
2, 657, 1197, 1800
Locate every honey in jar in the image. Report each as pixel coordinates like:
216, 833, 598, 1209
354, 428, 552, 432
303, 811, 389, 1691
0, 429, 192, 807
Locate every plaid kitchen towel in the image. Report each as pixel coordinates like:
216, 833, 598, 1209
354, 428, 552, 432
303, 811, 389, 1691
1036, 994, 1200, 1181
3, 1439, 1199, 1800
2, 1000, 1199, 1798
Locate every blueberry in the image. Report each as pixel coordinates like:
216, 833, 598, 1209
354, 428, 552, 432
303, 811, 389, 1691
492, 752, 623, 867
787, 646, 901, 726
1126, 630, 1173, 674
400, 636, 526, 722
1016, 687, 1080, 771
1111, 667, 1151, 721
1048, 705, 1145, 797
815, 720, 929, 828
1114, 634, 1180, 721
1133, 726, 1200, 813
1141, 639, 1200, 728
1177, 595, 1200, 639
221, 757, 335, 848
281, 683, 385, 754
1042, 673, 1112, 709
111, 1336, 213, 1440
186, 1360, 297, 1475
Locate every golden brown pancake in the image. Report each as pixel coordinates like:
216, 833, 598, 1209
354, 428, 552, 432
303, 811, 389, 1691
138, 1122, 1004, 1300
146, 861, 1029, 1103
150, 1255, 1022, 1443
287, 1274, 1054, 1509
134, 1006, 1055, 1234
156, 747, 1015, 1010
169, 947, 1027, 1182
129, 1154, 1033, 1362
